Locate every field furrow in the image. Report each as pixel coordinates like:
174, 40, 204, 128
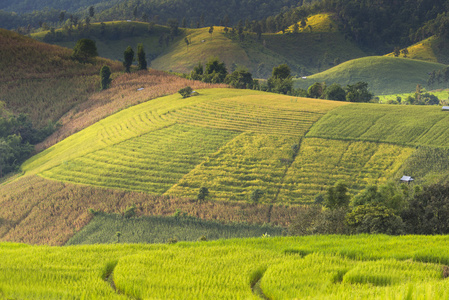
166, 133, 298, 202
41, 124, 239, 194
171, 98, 319, 136
277, 138, 415, 204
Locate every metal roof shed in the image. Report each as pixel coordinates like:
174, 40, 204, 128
443, 106, 449, 111
400, 176, 414, 183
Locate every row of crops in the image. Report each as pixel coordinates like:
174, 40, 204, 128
41, 124, 239, 194
2, 235, 449, 299
21, 88, 449, 204
307, 103, 449, 147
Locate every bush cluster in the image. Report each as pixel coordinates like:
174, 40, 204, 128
290, 181, 449, 236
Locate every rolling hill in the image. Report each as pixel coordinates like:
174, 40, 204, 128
1, 86, 447, 246
0, 28, 224, 153
0, 28, 122, 128
294, 56, 448, 95
31, 16, 368, 77
385, 36, 449, 65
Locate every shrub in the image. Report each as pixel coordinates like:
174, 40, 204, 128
178, 86, 193, 98
197, 186, 209, 201
100, 65, 111, 90
346, 204, 404, 235
72, 39, 98, 62
123, 205, 136, 218
167, 237, 178, 244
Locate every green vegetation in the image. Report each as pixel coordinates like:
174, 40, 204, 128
278, 138, 414, 204
3, 235, 449, 298
0, 28, 121, 129
31, 20, 367, 78
307, 104, 449, 147
41, 124, 239, 194
0, 175, 304, 245
378, 89, 449, 106
67, 213, 284, 245
396, 147, 449, 185
18, 87, 449, 208
0, 103, 59, 178
294, 56, 448, 95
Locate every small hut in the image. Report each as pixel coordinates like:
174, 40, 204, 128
442, 106, 449, 111
400, 176, 414, 183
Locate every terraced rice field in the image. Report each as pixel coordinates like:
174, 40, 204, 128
24, 89, 351, 203
166, 133, 298, 202
307, 103, 449, 147
42, 124, 238, 193
2, 235, 449, 299
278, 138, 415, 203
20, 88, 449, 205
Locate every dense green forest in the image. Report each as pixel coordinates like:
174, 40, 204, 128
3, 0, 449, 55
0, 0, 120, 14
0, 102, 57, 178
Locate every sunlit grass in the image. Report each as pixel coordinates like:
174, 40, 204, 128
2, 235, 449, 299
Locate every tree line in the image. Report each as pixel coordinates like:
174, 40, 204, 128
187, 59, 375, 102
290, 181, 449, 236
0, 102, 59, 178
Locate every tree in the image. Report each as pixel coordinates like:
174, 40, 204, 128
137, 43, 147, 70
293, 22, 299, 33
59, 11, 65, 23
209, 25, 214, 36
345, 82, 373, 102
393, 46, 400, 57
72, 38, 98, 62
224, 69, 253, 89
346, 204, 404, 235
123, 46, 134, 73
204, 57, 227, 83
324, 181, 350, 210
190, 62, 203, 80
100, 66, 111, 90
268, 64, 293, 94
401, 48, 409, 58
178, 86, 193, 98
402, 183, 449, 234
351, 182, 407, 213
197, 186, 209, 201
167, 18, 179, 37
307, 82, 325, 99
89, 6, 95, 18
322, 83, 346, 101
271, 64, 290, 80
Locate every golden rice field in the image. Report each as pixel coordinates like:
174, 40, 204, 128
19, 88, 449, 205
2, 235, 449, 299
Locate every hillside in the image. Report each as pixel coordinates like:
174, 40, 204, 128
31, 18, 368, 77
385, 36, 449, 65
0, 28, 224, 152
1, 88, 449, 244
0, 28, 122, 128
294, 56, 448, 95
2, 235, 449, 298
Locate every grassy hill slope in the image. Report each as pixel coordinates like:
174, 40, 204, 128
0, 28, 225, 153
21, 88, 449, 205
2, 235, 449, 298
294, 56, 448, 95
0, 175, 302, 245
385, 36, 449, 65
3, 88, 449, 245
0, 28, 122, 128
31, 16, 368, 78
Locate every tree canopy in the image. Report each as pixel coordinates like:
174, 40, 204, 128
71, 38, 98, 62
